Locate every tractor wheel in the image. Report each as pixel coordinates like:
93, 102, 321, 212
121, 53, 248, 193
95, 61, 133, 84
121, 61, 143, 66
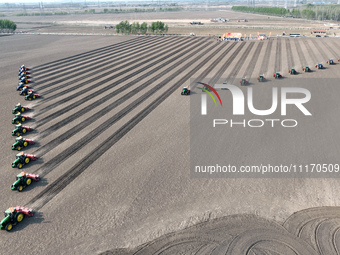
23, 141, 28, 147
18, 163, 23, 169
17, 146, 21, 151
28, 98, 31, 101
22, 117, 25, 122
23, 128, 26, 133
25, 157, 30, 164
33, 95, 36, 99
5, 223, 13, 231
26, 178, 32, 186
17, 133, 21, 137
18, 186, 23, 192
17, 213, 24, 222
16, 120, 20, 124
21, 108, 25, 112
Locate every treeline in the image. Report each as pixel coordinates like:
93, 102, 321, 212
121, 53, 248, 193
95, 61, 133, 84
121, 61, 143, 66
291, 5, 340, 21
232, 6, 288, 16
232, 5, 340, 21
15, 11, 68, 16
0, 19, 16, 32
14, 7, 182, 17
115, 21, 168, 34
103, 7, 182, 13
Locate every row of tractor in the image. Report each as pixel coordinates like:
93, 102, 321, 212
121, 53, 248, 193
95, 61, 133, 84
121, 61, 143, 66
1, 65, 38, 231
181, 58, 340, 95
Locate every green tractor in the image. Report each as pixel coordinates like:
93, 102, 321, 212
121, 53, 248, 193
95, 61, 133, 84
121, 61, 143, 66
0, 206, 33, 231
257, 75, 266, 82
240, 78, 248, 86
289, 68, 297, 75
181, 87, 190, 95
11, 152, 37, 169
12, 113, 31, 124
12, 103, 30, 114
11, 172, 40, 192
302, 66, 311, 72
12, 137, 35, 151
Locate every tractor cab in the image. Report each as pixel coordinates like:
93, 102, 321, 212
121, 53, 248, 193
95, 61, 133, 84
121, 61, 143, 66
16, 172, 26, 181
16, 136, 23, 141
16, 152, 24, 160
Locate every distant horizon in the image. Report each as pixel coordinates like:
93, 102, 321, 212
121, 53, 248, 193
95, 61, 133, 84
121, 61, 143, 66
0, 0, 185, 4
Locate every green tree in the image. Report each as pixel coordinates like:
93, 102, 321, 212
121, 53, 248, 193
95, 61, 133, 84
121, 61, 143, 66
149, 21, 168, 34
0, 19, 16, 32
140, 22, 148, 34
131, 22, 140, 34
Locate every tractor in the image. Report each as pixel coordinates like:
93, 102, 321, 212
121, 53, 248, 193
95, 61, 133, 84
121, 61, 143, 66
12, 103, 30, 114
289, 68, 297, 75
326, 59, 334, 65
0, 206, 33, 231
12, 113, 31, 124
12, 137, 35, 151
240, 78, 248, 86
257, 75, 266, 82
11, 172, 40, 192
302, 66, 311, 72
181, 87, 190, 95
315, 63, 323, 69
12, 123, 33, 136
273, 72, 283, 79
11, 152, 37, 169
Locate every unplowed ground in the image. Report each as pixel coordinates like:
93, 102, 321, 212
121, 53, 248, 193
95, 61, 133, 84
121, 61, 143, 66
1, 34, 340, 255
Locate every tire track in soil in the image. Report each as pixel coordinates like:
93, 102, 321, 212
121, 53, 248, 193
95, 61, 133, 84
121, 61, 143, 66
242, 42, 264, 79
87, 42, 247, 235
26, 40, 226, 210
34, 39, 211, 142
35, 36, 166, 83
275, 38, 282, 72
259, 39, 273, 75
224, 42, 254, 84
36, 36, 178, 93
303, 39, 318, 63
326, 39, 340, 57
318, 39, 339, 59
34, 40, 221, 153
294, 39, 307, 67
286, 38, 294, 69
205, 41, 239, 85
32, 37, 147, 72
309, 38, 329, 60
35, 37, 192, 117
